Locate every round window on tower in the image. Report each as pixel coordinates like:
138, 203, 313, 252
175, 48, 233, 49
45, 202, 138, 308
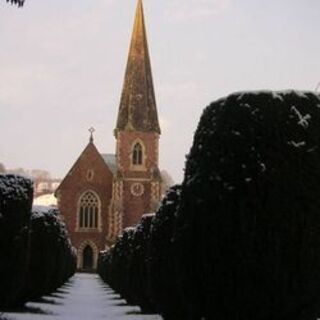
130, 182, 145, 197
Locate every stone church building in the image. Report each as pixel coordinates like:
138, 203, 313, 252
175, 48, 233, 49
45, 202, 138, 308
56, 0, 168, 271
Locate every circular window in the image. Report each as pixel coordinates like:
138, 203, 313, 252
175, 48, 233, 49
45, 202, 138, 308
86, 170, 94, 181
130, 182, 145, 197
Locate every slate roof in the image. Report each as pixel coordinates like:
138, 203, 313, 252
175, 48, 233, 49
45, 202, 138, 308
101, 154, 117, 175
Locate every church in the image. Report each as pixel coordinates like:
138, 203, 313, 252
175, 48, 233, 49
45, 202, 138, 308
56, 0, 168, 271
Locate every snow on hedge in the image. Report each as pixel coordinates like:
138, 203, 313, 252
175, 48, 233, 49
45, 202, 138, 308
174, 90, 320, 320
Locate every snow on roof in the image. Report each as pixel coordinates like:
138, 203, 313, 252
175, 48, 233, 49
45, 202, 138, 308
33, 193, 57, 207
101, 154, 117, 175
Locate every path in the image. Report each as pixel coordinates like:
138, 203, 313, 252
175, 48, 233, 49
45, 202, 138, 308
2, 273, 162, 320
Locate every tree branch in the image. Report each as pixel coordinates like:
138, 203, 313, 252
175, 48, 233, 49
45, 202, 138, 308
6, 0, 25, 7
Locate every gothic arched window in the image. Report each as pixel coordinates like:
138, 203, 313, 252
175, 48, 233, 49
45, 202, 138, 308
132, 142, 143, 166
78, 191, 100, 229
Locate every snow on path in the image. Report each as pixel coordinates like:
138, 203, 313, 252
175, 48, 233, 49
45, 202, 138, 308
3, 273, 162, 320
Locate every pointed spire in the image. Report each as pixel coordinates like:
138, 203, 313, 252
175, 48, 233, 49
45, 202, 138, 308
115, 0, 161, 135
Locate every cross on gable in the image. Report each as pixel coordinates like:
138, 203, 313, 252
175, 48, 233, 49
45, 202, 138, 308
89, 127, 95, 143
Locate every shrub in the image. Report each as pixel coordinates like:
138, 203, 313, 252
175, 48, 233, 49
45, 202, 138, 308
127, 214, 155, 312
0, 175, 76, 308
0, 175, 33, 308
98, 91, 320, 320
22, 207, 76, 301
148, 185, 182, 318
173, 91, 320, 320
109, 227, 136, 298
98, 215, 155, 312
97, 250, 110, 283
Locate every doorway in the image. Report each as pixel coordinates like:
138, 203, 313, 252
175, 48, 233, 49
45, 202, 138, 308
82, 245, 94, 270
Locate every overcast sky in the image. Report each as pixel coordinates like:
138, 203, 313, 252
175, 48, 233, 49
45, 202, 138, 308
1, 0, 320, 183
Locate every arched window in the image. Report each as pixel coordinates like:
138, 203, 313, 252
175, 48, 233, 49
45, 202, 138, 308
78, 191, 100, 229
132, 142, 143, 165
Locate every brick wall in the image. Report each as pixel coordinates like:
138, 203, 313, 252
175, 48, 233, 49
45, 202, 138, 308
116, 131, 161, 228
57, 143, 113, 267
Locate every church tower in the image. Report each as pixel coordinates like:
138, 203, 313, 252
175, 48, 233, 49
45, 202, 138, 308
56, 0, 167, 268
113, 0, 162, 230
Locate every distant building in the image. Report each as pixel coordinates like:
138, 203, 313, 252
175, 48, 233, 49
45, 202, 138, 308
56, 0, 172, 271
34, 179, 61, 197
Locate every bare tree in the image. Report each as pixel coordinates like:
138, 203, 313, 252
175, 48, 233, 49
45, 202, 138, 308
5, 0, 24, 6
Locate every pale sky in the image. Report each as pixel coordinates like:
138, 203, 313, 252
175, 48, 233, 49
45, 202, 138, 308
1, 0, 320, 183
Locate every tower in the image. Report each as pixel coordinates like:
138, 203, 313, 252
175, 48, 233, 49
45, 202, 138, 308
114, 0, 162, 229
57, 0, 166, 266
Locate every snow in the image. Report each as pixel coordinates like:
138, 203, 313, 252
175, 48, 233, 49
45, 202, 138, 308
142, 213, 156, 219
2, 273, 162, 320
231, 130, 241, 136
289, 141, 306, 148
235, 90, 310, 100
291, 91, 308, 99
291, 106, 311, 129
271, 92, 284, 101
33, 193, 57, 207
123, 227, 136, 233
32, 205, 52, 214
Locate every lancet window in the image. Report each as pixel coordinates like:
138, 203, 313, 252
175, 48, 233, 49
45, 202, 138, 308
78, 191, 100, 229
132, 142, 143, 166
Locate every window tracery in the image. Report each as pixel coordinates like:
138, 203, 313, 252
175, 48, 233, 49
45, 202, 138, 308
78, 191, 100, 229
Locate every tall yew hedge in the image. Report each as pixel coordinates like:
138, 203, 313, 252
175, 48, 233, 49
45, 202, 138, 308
99, 91, 320, 320
0, 175, 76, 309
0, 175, 33, 308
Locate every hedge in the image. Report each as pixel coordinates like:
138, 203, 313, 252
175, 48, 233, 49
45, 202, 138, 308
174, 91, 320, 320
98, 186, 181, 316
21, 207, 76, 302
0, 175, 76, 309
98, 91, 320, 320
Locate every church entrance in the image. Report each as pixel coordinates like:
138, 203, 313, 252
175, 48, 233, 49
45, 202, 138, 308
82, 245, 94, 270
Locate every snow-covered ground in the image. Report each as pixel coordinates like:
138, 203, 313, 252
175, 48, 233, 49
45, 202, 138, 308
33, 193, 57, 207
2, 273, 162, 320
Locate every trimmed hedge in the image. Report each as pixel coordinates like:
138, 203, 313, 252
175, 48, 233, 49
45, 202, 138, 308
98, 219, 155, 311
0, 175, 33, 308
0, 175, 76, 309
174, 91, 320, 320
98, 91, 320, 320
126, 214, 154, 312
22, 208, 76, 302
98, 186, 181, 316
147, 185, 182, 318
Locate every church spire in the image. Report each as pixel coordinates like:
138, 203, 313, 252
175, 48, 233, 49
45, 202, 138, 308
115, 0, 161, 135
